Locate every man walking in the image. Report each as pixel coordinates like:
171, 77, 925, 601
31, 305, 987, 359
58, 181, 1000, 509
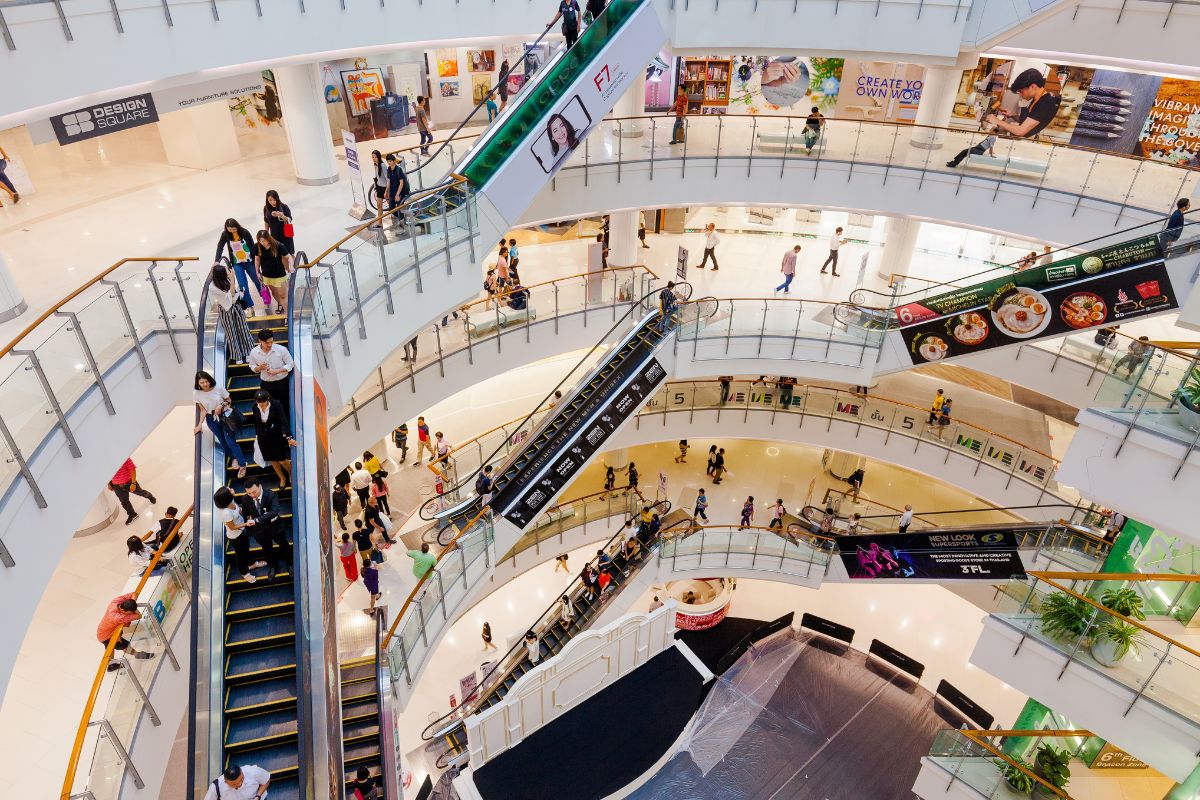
240, 478, 291, 579
108, 457, 157, 526
415, 416, 434, 463
696, 223, 720, 271
898, 504, 913, 534
552, 0, 582, 49
776, 245, 800, 293
415, 96, 433, 155
693, 488, 709, 521
819, 227, 846, 276
350, 462, 372, 507
1165, 197, 1190, 246
668, 85, 687, 145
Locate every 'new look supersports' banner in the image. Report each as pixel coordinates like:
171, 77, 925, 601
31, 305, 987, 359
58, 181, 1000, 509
836, 530, 1026, 580
895, 235, 1163, 326
902, 257, 1176, 365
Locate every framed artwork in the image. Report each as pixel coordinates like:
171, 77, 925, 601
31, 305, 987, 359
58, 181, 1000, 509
439, 80, 460, 98
436, 49, 459, 78
502, 44, 524, 71
472, 75, 493, 104
340, 67, 386, 117
468, 49, 496, 72
506, 73, 526, 97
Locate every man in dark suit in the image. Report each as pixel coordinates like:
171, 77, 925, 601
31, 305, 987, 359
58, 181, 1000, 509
240, 478, 291, 579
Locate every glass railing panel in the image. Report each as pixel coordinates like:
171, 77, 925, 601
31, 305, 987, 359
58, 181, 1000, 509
82, 723, 134, 800
113, 270, 170, 340
0, 354, 55, 460
28, 319, 94, 417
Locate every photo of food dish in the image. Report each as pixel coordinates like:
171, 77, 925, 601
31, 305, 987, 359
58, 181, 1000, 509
951, 311, 989, 346
1060, 291, 1108, 329
990, 286, 1052, 339
916, 335, 949, 362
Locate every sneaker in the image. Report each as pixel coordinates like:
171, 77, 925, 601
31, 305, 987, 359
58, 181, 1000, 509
242, 574, 257, 584
107, 662, 120, 673
124, 513, 138, 526
133, 652, 155, 660
251, 560, 268, 569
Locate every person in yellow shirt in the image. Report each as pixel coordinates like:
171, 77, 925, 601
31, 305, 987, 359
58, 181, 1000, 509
362, 450, 383, 475
926, 388, 945, 425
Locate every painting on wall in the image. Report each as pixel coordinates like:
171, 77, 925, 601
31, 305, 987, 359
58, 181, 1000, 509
472, 75, 493, 104
439, 80, 461, 98
468, 49, 496, 73
506, 73, 527, 97
340, 67, 386, 117
726, 56, 845, 115
436, 49, 459, 78
502, 44, 525, 72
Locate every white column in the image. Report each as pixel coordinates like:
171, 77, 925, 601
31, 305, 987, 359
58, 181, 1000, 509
157, 102, 241, 170
612, 71, 647, 137
910, 65, 962, 150
0, 250, 27, 323
274, 62, 339, 186
607, 210, 640, 268
879, 216, 921, 281
605, 448, 629, 470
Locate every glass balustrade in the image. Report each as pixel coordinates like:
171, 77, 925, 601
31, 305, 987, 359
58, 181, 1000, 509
926, 728, 1091, 800
657, 524, 832, 580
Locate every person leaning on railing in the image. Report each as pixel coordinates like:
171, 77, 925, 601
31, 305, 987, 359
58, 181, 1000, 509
97, 593, 155, 672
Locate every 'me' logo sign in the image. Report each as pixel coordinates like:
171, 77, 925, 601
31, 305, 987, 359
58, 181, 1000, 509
50, 93, 159, 145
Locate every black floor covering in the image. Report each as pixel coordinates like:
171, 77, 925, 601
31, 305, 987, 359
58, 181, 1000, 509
472, 647, 705, 800
675, 616, 765, 674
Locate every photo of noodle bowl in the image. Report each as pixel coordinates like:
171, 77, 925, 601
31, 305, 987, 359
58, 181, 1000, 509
951, 311, 989, 346
1060, 291, 1107, 329
990, 286, 1051, 339
916, 335, 949, 362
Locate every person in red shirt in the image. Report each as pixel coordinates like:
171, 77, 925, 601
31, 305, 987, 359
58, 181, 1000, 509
97, 592, 155, 672
668, 86, 687, 145
415, 416, 434, 463
108, 457, 157, 526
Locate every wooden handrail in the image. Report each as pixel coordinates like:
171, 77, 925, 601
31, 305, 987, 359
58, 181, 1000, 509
682, 294, 889, 311
958, 729, 1093, 800
0, 257, 199, 362
60, 505, 194, 800
664, 522, 837, 546
458, 264, 657, 316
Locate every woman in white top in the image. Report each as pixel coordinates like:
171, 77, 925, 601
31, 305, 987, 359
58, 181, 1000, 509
194, 370, 248, 478
126, 535, 157, 572
209, 264, 254, 362
214, 486, 257, 583
524, 631, 541, 664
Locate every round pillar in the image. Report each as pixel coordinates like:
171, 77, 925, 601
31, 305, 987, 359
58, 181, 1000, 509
607, 210, 640, 268
0, 250, 27, 323
612, 72, 647, 137
604, 448, 629, 471
75, 491, 120, 537
274, 63, 340, 186
910, 66, 962, 150
879, 216, 921, 281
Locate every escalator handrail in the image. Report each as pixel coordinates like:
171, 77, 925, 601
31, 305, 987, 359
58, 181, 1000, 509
422, 494, 669, 741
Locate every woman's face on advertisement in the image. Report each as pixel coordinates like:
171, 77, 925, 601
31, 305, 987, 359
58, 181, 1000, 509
550, 117, 569, 147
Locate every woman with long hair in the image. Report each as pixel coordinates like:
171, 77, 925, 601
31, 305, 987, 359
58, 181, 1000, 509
255, 229, 293, 314
209, 264, 254, 362
194, 369, 249, 478
545, 113, 579, 164
370, 149, 389, 228
214, 218, 262, 310
263, 190, 295, 255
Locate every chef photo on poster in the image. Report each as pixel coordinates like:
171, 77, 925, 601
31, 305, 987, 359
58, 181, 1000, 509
530, 95, 594, 174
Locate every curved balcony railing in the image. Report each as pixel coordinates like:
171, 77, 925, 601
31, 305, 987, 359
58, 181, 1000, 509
926, 728, 1094, 800
657, 523, 834, 581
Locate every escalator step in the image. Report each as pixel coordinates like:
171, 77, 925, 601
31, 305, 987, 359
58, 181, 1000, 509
341, 679, 377, 705
226, 675, 298, 716
226, 583, 296, 618
255, 776, 299, 800
226, 569, 293, 588
226, 612, 295, 650
341, 697, 380, 723
226, 643, 296, 683
225, 741, 298, 777
343, 743, 383, 772
343, 717, 381, 745
225, 708, 298, 750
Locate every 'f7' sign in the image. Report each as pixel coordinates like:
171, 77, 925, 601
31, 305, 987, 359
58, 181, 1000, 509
593, 64, 612, 92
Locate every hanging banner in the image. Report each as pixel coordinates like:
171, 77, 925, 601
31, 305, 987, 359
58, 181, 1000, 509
836, 530, 1025, 580
48, 93, 158, 145
342, 129, 370, 220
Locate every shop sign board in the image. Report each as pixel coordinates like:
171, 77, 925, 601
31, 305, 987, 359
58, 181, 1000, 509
151, 73, 266, 113
675, 601, 730, 630
835, 529, 1025, 580
459, 670, 479, 704
498, 357, 667, 528
49, 93, 159, 145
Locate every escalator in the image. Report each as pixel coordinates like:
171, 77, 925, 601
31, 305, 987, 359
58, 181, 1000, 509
339, 606, 394, 793
425, 503, 693, 767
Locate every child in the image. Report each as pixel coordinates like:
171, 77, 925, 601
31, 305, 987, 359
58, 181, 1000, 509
337, 533, 359, 582
674, 440, 689, 463
361, 558, 381, 614
694, 489, 709, 521
508, 238, 520, 280
485, 92, 499, 123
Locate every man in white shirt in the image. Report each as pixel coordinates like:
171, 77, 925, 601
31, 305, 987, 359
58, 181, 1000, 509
1036, 245, 1053, 267
246, 329, 294, 412
349, 461, 373, 506
898, 504, 913, 533
776, 245, 800, 293
696, 223, 721, 271
203, 764, 271, 800
820, 227, 846, 276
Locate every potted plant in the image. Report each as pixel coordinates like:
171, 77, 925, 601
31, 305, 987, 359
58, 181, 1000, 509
1090, 619, 1146, 667
1038, 592, 1094, 642
1176, 367, 1200, 431
1031, 744, 1071, 799
995, 756, 1034, 795
1099, 587, 1146, 620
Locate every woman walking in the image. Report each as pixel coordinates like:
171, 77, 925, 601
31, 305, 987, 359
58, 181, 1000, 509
214, 219, 262, 311
255, 230, 293, 314
263, 190, 295, 255
208, 265, 254, 362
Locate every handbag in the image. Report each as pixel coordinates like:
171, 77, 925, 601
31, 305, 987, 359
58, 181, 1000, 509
220, 407, 240, 434
282, 221, 295, 238
260, 285, 272, 305
371, 548, 385, 564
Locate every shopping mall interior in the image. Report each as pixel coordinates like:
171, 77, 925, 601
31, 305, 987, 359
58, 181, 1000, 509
5, 0, 1200, 798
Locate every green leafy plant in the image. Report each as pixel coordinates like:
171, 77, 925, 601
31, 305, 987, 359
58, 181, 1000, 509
1033, 744, 1071, 793
995, 756, 1034, 793
1178, 367, 1200, 411
1038, 592, 1094, 641
1099, 587, 1146, 620
1093, 619, 1146, 661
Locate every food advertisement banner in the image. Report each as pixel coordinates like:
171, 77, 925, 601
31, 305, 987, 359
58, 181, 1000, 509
895, 235, 1163, 325
835, 530, 1025, 580
902, 258, 1175, 365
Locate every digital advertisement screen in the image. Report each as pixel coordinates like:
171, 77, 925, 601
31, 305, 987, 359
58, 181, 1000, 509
835, 530, 1026, 580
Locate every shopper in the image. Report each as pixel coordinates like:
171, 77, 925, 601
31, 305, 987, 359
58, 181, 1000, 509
559, 594, 576, 625
262, 190, 295, 255
370, 473, 391, 516
153, 506, 181, 552
215, 486, 256, 584
363, 450, 384, 476
241, 477, 291, 579
209, 265, 254, 362
1036, 245, 1054, 267
719, 377, 732, 405
927, 388, 945, 425
0, 143, 19, 205
1165, 198, 1190, 245
352, 519, 373, 563
769, 499, 785, 530
846, 513, 863, 534
555, 552, 570, 573
1114, 336, 1152, 379
402, 335, 418, 363
407, 542, 437, 579
485, 91, 499, 123
97, 593, 155, 672
945, 129, 997, 168
433, 431, 453, 469
668, 85, 687, 145
202, 764, 271, 800
337, 533, 359, 581
584, 0, 606, 23
776, 245, 800, 293
694, 488, 709, 521
933, 399, 953, 441
415, 416, 434, 463
348, 462, 371, 507
778, 376, 796, 407
369, 149, 389, 229
255, 230, 293, 315
581, 564, 599, 600
126, 536, 156, 572
898, 504, 913, 534
361, 558, 382, 614
497, 61, 510, 111
247, 330, 294, 412
416, 96, 434, 156
525, 631, 542, 665
392, 423, 409, 463
252, 389, 296, 488
625, 461, 639, 493
803, 106, 824, 154
362, 495, 395, 545
706, 445, 717, 476
552, 0, 582, 49
819, 227, 847, 276
347, 766, 383, 800
846, 466, 865, 502
696, 223, 720, 271
475, 465, 495, 505
385, 153, 410, 218
674, 440, 689, 463
193, 370, 249, 479
214, 219, 262, 311
984, 68, 1062, 140
738, 496, 755, 530
711, 448, 726, 485
508, 238, 521, 279
482, 621, 497, 651
638, 210, 651, 247
108, 457, 157, 526
603, 465, 616, 496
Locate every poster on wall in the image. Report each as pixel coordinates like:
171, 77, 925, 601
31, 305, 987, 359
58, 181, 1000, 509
436, 49, 459, 77
468, 49, 496, 72
506, 73, 527, 98
523, 44, 551, 81
472, 75, 493, 104
502, 44, 525, 72
439, 80, 461, 98
644, 49, 675, 112
725, 56, 844, 115
340, 68, 386, 117
835, 530, 1025, 580
833, 61, 924, 123
949, 57, 1090, 144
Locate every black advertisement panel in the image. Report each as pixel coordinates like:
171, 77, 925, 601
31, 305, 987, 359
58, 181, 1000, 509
835, 529, 1026, 580
902, 258, 1176, 365
500, 356, 667, 528
49, 93, 159, 145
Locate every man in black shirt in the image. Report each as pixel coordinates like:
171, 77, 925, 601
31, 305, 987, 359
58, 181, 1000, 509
985, 68, 1060, 140
362, 495, 395, 545
347, 765, 383, 799
553, 0, 582, 48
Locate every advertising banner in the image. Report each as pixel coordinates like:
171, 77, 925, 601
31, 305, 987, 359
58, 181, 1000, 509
342, 129, 369, 219
459, 670, 480, 703
49, 93, 159, 145
675, 602, 731, 631
152, 73, 266, 114
499, 357, 667, 528
835, 530, 1025, 580
676, 246, 688, 280
832, 60, 924, 123
901, 258, 1176, 365
476, 0, 666, 223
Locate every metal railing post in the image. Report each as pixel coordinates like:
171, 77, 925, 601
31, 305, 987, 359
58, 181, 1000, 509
120, 656, 161, 725
335, 247, 368, 340
440, 195, 453, 274
96, 719, 145, 790
56, 311, 115, 414
137, 604, 180, 671
172, 261, 196, 328
409, 223, 425, 295
11, 350, 82, 457
0, 414, 44, 513
100, 278, 152, 378
146, 261, 182, 363
375, 229, 395, 314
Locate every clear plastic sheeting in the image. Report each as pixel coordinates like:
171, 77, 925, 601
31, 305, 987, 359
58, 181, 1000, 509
627, 629, 950, 800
